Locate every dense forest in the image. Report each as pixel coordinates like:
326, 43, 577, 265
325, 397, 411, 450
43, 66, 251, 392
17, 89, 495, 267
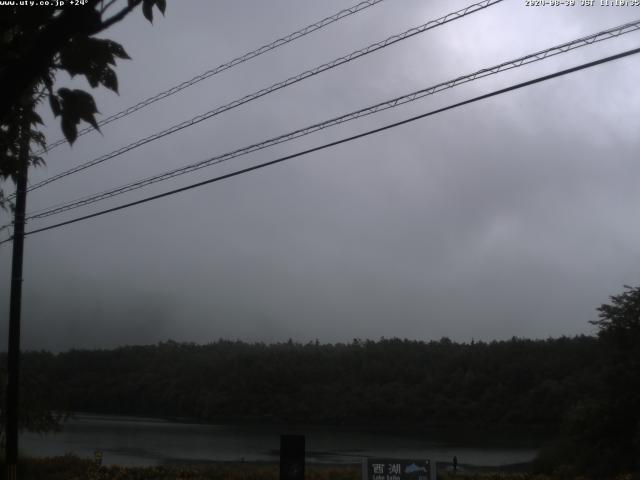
8, 336, 602, 429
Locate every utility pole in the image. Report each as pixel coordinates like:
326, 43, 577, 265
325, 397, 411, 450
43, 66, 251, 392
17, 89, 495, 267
5, 110, 30, 480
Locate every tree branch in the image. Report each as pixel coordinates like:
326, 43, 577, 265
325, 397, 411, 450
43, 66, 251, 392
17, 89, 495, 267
100, 0, 120, 15
98, 0, 142, 32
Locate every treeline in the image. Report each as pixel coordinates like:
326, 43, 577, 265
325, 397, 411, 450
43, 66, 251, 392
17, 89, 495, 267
11, 336, 603, 429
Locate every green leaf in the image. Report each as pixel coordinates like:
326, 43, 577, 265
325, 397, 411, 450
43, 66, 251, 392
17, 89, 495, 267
58, 38, 128, 91
57, 88, 101, 144
30, 155, 45, 167
29, 130, 46, 150
61, 115, 77, 145
27, 109, 44, 126
106, 40, 130, 60
100, 68, 118, 94
76, 105, 99, 132
142, 0, 153, 22
84, 68, 101, 88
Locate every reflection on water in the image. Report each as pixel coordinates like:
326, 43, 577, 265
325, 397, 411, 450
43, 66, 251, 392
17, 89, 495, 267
21, 414, 538, 467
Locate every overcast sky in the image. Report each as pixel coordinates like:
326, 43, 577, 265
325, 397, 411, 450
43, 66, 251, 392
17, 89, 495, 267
1, 0, 640, 351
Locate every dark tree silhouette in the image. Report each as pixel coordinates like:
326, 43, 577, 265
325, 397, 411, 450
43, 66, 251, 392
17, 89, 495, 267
536, 285, 640, 477
588, 285, 640, 473
0, 0, 166, 208
0, 0, 166, 443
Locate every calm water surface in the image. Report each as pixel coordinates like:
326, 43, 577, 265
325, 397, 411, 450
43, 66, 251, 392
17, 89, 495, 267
21, 414, 539, 467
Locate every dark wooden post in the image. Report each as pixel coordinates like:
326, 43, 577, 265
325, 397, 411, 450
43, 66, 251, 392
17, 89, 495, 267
280, 434, 305, 480
5, 111, 30, 480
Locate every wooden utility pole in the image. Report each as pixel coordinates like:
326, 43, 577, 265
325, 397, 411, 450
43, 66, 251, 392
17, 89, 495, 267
5, 111, 30, 480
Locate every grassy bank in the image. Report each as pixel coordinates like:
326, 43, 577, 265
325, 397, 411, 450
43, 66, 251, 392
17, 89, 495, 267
0, 455, 361, 480
1, 455, 637, 480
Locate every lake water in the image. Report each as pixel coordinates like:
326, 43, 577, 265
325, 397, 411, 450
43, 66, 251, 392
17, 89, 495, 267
20, 414, 539, 467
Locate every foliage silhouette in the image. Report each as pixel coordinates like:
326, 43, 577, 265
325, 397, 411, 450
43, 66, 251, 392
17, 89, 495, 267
535, 285, 640, 477
0, 0, 166, 209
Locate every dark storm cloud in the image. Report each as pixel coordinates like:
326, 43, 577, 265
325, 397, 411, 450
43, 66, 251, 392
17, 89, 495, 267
2, 0, 640, 351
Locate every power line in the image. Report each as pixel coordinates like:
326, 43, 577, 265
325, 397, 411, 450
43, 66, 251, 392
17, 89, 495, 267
24, 19, 640, 221
4, 45, 637, 245
38, 0, 389, 154
21, 0, 503, 196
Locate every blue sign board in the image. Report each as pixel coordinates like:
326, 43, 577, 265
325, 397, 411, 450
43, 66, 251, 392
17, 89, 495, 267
363, 457, 431, 480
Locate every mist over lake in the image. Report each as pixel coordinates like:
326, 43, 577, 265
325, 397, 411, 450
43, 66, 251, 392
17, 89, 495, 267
22, 414, 539, 467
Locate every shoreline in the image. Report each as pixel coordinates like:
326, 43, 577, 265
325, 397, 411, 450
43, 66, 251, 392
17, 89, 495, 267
14, 454, 533, 471
66, 411, 554, 442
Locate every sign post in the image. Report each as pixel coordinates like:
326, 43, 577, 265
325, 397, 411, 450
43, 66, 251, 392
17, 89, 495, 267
363, 457, 433, 480
280, 434, 305, 480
